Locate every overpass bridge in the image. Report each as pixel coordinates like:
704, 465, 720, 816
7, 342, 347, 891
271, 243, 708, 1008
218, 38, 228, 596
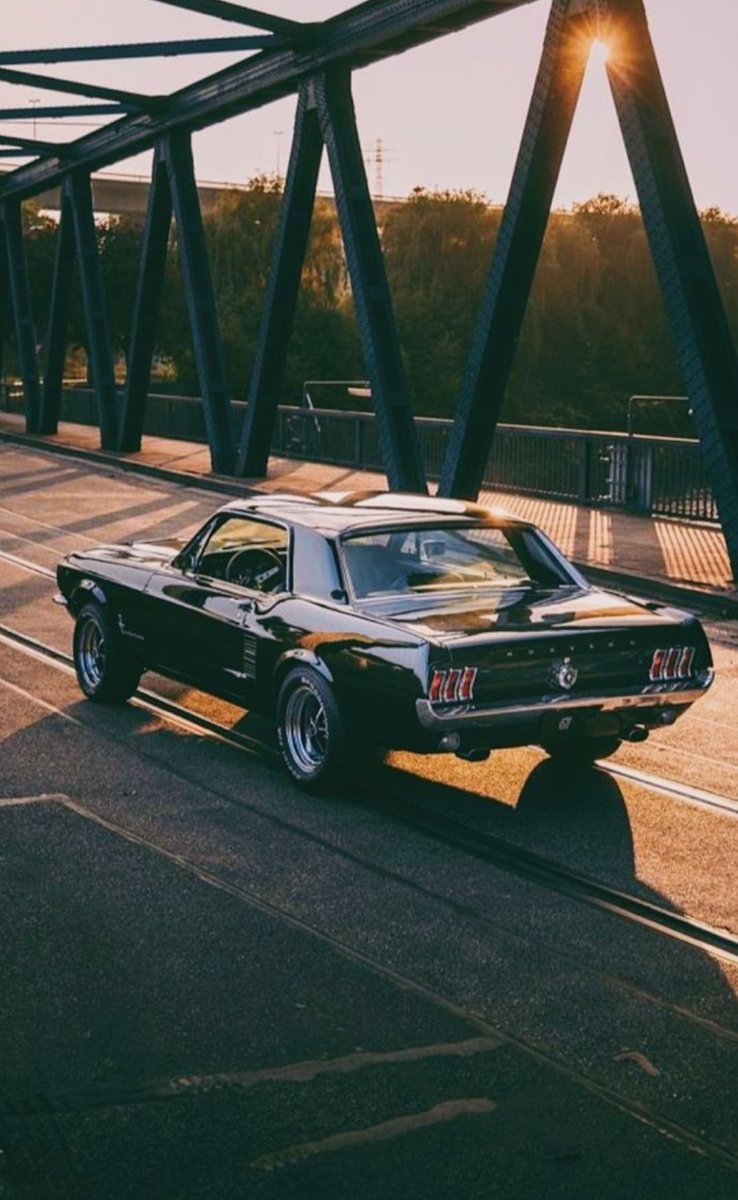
0, 0, 737, 582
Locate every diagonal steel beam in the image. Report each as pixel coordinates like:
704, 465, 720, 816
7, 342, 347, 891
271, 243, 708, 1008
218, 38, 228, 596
0, 201, 42, 431
0, 1, 536, 203
0, 37, 272, 67
162, 130, 235, 473
0, 66, 159, 112
0, 136, 62, 155
439, 0, 591, 498
0, 236, 7, 384
605, 0, 738, 580
236, 83, 324, 477
118, 146, 174, 453
313, 69, 427, 494
65, 172, 119, 448
0, 105, 124, 121
150, 0, 302, 34
40, 190, 76, 434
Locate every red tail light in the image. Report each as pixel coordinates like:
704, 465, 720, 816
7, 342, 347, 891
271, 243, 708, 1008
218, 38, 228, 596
428, 666, 477, 705
677, 646, 695, 677
649, 645, 696, 683
458, 666, 478, 702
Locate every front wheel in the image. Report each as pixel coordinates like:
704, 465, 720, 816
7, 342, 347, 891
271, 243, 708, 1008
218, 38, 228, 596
73, 602, 141, 702
277, 667, 357, 792
542, 734, 621, 765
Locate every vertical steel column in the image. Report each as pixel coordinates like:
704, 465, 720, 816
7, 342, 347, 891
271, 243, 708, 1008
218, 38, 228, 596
118, 145, 173, 452
0, 229, 8, 388
163, 130, 235, 474
439, 0, 591, 499
605, 0, 738, 580
1, 201, 42, 432
65, 172, 118, 448
236, 84, 323, 477
40, 190, 76, 434
313, 70, 427, 494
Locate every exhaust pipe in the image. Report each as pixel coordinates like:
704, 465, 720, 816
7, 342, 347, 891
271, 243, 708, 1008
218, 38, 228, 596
455, 747, 491, 763
624, 726, 649, 743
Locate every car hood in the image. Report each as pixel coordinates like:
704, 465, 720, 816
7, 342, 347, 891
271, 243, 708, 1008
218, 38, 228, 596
74, 537, 187, 569
372, 585, 687, 642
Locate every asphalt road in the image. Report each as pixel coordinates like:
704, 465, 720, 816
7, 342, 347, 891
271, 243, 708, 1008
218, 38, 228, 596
1, 442, 738, 1199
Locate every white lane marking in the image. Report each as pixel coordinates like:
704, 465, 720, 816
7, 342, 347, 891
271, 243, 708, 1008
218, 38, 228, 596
0, 793, 69, 808
152, 1036, 503, 1098
251, 1098, 497, 1171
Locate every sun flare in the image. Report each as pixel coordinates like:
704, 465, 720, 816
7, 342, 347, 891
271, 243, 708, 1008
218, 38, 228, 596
590, 37, 611, 66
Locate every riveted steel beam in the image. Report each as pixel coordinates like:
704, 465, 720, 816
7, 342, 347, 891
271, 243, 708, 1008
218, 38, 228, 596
65, 172, 119, 448
604, 0, 738, 580
440, 0, 591, 498
236, 83, 324, 477
0, 37, 272, 68
0, 104, 124, 121
313, 69, 427, 494
0, 237, 8, 385
40, 190, 76, 434
0, 1, 536, 204
0, 67, 159, 111
162, 131, 235, 474
0, 136, 61, 155
118, 146, 174, 453
1, 201, 42, 431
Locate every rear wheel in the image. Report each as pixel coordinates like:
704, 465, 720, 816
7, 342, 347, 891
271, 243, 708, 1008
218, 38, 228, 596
277, 667, 358, 792
73, 602, 141, 702
542, 734, 621, 764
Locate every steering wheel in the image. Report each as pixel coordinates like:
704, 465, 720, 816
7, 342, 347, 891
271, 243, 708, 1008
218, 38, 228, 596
225, 547, 284, 592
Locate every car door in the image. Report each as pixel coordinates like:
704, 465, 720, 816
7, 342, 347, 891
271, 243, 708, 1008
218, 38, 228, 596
142, 514, 290, 703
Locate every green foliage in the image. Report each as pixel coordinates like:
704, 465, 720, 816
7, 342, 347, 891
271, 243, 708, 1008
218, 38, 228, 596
8, 182, 738, 437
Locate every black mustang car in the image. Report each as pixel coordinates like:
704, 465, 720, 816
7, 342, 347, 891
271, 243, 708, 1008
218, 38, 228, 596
56, 491, 714, 790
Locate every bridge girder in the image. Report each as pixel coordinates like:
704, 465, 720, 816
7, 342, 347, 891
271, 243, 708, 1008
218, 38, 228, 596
0, 0, 737, 577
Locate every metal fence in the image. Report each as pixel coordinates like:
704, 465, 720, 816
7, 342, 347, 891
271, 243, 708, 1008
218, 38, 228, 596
0, 385, 719, 524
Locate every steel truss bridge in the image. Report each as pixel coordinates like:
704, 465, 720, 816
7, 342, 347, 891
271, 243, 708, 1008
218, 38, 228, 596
1, 0, 738, 578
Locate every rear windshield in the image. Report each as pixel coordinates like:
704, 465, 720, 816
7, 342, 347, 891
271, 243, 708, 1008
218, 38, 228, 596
341, 523, 573, 600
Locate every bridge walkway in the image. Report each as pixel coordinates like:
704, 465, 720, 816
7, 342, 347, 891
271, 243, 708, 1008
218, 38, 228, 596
0, 410, 734, 611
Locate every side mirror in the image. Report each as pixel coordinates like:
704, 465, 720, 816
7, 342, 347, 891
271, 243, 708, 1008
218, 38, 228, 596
173, 550, 194, 573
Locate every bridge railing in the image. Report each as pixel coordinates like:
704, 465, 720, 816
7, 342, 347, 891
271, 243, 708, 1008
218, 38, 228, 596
0, 385, 718, 523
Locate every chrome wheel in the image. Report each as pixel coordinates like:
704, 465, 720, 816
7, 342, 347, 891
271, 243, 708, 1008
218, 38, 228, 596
73, 601, 141, 702
78, 615, 106, 691
283, 683, 329, 775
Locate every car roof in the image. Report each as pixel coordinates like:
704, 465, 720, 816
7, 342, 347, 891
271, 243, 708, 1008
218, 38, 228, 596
218, 490, 533, 535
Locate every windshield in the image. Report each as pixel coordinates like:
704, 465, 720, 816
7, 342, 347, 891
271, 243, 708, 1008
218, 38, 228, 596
341, 523, 573, 600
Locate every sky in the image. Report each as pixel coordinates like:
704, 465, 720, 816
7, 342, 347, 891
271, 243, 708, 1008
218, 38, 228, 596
2, 0, 738, 213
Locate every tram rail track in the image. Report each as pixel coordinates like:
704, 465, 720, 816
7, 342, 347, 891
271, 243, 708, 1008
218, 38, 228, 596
2, 543, 737, 819
5, 608, 738, 1173
1, 614, 738, 970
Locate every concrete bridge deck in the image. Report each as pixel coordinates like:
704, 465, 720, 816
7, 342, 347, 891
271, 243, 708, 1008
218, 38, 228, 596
0, 410, 734, 611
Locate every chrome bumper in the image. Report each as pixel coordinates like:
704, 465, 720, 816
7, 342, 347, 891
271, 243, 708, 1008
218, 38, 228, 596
415, 672, 714, 732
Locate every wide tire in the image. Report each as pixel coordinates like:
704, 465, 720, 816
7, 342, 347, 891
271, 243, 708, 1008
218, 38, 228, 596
542, 734, 621, 765
277, 667, 357, 792
73, 602, 141, 703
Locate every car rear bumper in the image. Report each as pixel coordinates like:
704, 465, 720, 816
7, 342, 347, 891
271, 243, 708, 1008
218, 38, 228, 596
415, 672, 714, 732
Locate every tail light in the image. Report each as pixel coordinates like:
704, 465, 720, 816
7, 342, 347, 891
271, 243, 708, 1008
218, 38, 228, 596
428, 666, 478, 705
649, 645, 695, 683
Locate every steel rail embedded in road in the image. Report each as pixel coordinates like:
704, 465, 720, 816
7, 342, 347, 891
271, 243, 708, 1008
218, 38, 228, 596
1, 612, 738, 969
2, 542, 737, 818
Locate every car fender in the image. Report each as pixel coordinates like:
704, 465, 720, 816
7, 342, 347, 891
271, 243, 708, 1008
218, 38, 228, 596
272, 648, 335, 700
69, 578, 109, 615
